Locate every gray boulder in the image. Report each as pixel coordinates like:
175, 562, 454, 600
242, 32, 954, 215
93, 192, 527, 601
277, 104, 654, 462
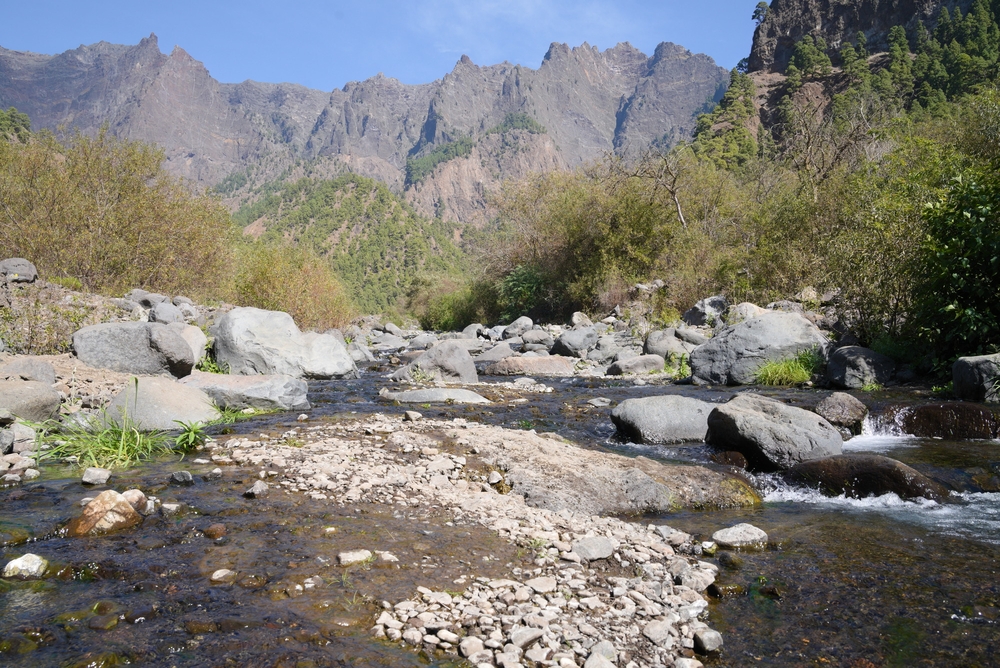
644, 330, 695, 360
814, 392, 868, 436
371, 333, 408, 352
690, 312, 830, 385
125, 289, 169, 308
551, 327, 598, 358
72, 322, 195, 378
166, 323, 207, 366
149, 301, 185, 324
474, 342, 516, 364
706, 394, 842, 471
461, 323, 484, 339
611, 395, 715, 444
953, 353, 1000, 403
607, 354, 665, 376
502, 316, 533, 339
409, 333, 438, 350
382, 322, 404, 337
0, 381, 60, 421
785, 454, 947, 501
347, 341, 376, 363
214, 307, 358, 380
522, 330, 554, 347
0, 357, 57, 385
722, 302, 768, 327
392, 340, 478, 384
827, 346, 894, 389
485, 356, 576, 376
378, 388, 490, 404
179, 370, 309, 411
683, 295, 728, 326
104, 376, 217, 431
675, 327, 709, 346
0, 258, 38, 283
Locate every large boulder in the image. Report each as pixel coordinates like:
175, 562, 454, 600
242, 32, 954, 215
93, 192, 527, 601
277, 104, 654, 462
503, 316, 534, 339
706, 394, 842, 471
378, 388, 490, 404
72, 322, 195, 378
521, 330, 554, 348
0, 380, 60, 421
392, 340, 478, 384
896, 402, 1000, 439
166, 323, 207, 366
644, 330, 695, 360
827, 346, 894, 389
179, 370, 309, 411
953, 353, 1000, 403
0, 258, 38, 283
148, 301, 185, 324
214, 307, 358, 380
474, 342, 516, 364
607, 355, 665, 376
814, 392, 868, 436
611, 395, 715, 444
690, 312, 830, 385
683, 295, 728, 326
104, 377, 217, 431
551, 327, 599, 358
0, 357, 57, 385
784, 454, 948, 501
485, 356, 576, 376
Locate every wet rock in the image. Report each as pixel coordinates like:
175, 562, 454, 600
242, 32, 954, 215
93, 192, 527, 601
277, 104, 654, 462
712, 523, 768, 550
785, 454, 948, 501
72, 322, 195, 378
954, 353, 1000, 403
690, 311, 830, 386
204, 523, 227, 539
814, 392, 868, 436
244, 481, 268, 498
210, 568, 237, 584
180, 370, 309, 411
392, 340, 478, 384
551, 327, 598, 358
0, 357, 57, 385
706, 394, 842, 471
607, 354, 665, 376
572, 536, 615, 561
684, 295, 728, 326
121, 489, 148, 513
898, 403, 1000, 439
171, 471, 194, 485
503, 316, 533, 339
88, 614, 119, 631
2, 553, 48, 578
338, 549, 372, 566
827, 346, 894, 389
611, 395, 714, 444
378, 388, 490, 404
66, 490, 142, 536
104, 376, 217, 431
81, 467, 112, 485
0, 257, 38, 283
0, 380, 61, 421
694, 628, 723, 653
485, 355, 576, 376
214, 307, 358, 379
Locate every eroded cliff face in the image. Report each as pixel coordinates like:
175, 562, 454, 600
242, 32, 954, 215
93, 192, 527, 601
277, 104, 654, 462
748, 0, 972, 73
0, 35, 728, 223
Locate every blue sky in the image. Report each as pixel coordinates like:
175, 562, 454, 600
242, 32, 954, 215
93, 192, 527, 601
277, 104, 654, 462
1, 1, 761, 91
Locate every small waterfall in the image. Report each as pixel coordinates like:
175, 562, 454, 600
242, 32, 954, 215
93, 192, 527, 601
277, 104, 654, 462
860, 406, 913, 437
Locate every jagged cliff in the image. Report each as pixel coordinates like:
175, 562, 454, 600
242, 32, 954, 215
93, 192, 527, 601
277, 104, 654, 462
748, 0, 973, 73
0, 35, 728, 224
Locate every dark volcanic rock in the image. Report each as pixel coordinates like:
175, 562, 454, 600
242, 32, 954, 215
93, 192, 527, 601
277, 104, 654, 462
897, 403, 1000, 439
785, 454, 948, 501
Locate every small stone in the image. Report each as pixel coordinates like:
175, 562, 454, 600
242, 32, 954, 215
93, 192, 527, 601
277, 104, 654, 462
674, 659, 704, 668
712, 523, 768, 550
210, 568, 237, 583
88, 614, 119, 631
297, 414, 309, 421
510, 626, 544, 648
643, 620, 675, 647
81, 467, 112, 485
160, 502, 183, 517
525, 576, 557, 593
437, 629, 460, 643
3, 553, 48, 578
338, 549, 373, 566
584, 652, 616, 668
204, 523, 227, 539
376, 551, 399, 562
244, 481, 269, 498
171, 470, 194, 485
488, 471, 503, 485
590, 640, 617, 661
67, 490, 143, 536
694, 628, 723, 654
403, 628, 423, 645
572, 536, 615, 561
526, 647, 551, 663
587, 397, 612, 407
460, 636, 485, 657
121, 489, 147, 513
404, 411, 422, 422
21, 468, 39, 480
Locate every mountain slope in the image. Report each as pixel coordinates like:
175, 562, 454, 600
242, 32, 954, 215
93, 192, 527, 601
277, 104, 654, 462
0, 35, 728, 224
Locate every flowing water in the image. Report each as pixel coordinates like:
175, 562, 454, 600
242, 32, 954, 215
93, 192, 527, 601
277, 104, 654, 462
4, 370, 1000, 666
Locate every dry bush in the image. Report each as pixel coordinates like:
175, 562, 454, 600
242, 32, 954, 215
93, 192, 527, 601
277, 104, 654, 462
0, 129, 235, 299
231, 243, 354, 331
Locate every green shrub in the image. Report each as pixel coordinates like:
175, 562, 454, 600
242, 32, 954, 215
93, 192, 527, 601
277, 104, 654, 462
754, 349, 824, 385
405, 136, 475, 186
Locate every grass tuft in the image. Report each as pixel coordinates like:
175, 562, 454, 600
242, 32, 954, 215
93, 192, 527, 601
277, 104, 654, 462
35, 413, 172, 470
755, 349, 824, 386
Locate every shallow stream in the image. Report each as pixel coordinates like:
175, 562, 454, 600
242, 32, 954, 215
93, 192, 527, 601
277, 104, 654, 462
3, 371, 1000, 666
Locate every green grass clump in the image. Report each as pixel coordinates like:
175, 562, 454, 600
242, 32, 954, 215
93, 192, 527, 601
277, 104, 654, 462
212, 406, 280, 425
754, 349, 824, 386
35, 414, 172, 470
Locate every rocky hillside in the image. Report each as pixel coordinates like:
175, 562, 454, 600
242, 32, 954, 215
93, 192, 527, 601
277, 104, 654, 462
748, 0, 974, 73
0, 35, 728, 224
